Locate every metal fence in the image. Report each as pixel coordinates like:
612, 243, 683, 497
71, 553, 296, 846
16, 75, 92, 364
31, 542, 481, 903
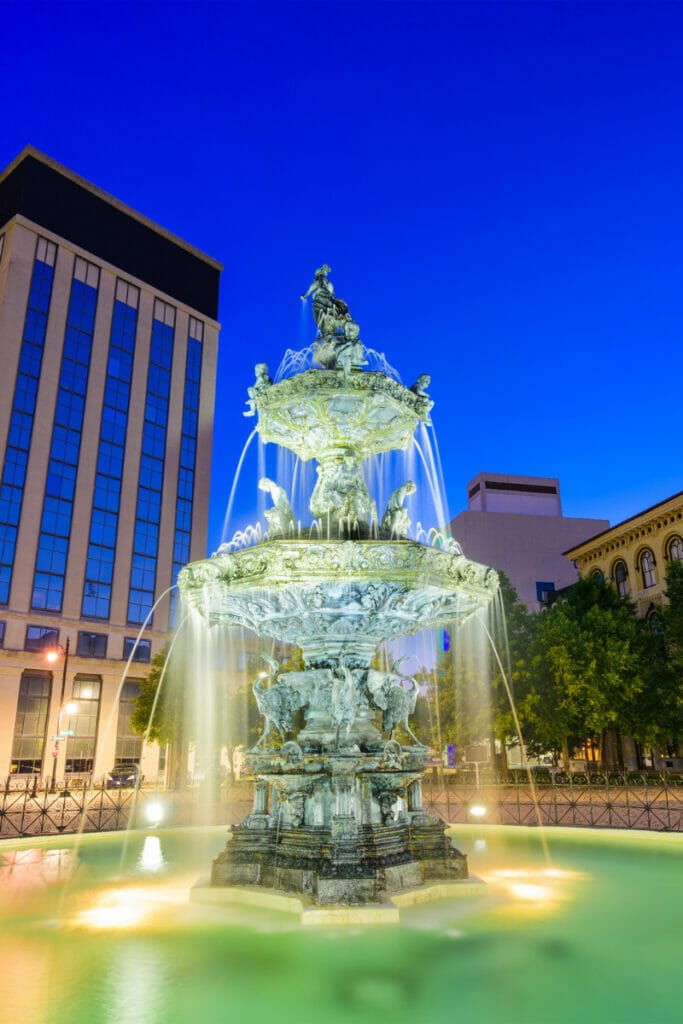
1, 772, 680, 838
422, 771, 683, 831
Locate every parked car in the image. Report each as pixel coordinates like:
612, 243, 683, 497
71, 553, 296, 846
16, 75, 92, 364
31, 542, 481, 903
106, 764, 143, 789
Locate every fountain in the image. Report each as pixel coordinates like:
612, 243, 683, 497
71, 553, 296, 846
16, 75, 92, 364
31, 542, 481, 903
178, 266, 499, 908
1, 269, 680, 1024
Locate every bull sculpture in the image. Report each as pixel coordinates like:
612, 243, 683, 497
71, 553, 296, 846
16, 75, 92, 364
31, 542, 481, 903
251, 656, 305, 747
366, 657, 424, 747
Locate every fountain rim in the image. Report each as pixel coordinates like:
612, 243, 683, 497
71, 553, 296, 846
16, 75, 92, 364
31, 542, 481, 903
178, 537, 500, 598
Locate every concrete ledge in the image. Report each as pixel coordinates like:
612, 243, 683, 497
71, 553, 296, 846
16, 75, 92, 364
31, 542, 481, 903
190, 883, 304, 915
390, 877, 487, 907
190, 876, 487, 926
302, 905, 399, 927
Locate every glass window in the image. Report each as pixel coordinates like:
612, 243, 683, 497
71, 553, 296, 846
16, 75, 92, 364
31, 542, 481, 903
640, 550, 656, 589
115, 679, 143, 764
115, 279, 140, 308
76, 631, 108, 658
82, 584, 112, 620
127, 313, 175, 626
591, 569, 604, 584
36, 237, 57, 266
128, 589, 154, 625
153, 299, 175, 328
169, 337, 202, 627
123, 637, 151, 662
614, 561, 629, 598
32, 572, 64, 612
188, 317, 204, 342
668, 536, 683, 562
65, 676, 101, 773
0, 620, 5, 646
32, 266, 99, 613
535, 581, 555, 604
1, 239, 56, 603
25, 625, 59, 652
11, 671, 51, 774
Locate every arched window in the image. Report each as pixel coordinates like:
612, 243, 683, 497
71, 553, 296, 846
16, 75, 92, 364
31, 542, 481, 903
591, 569, 604, 584
640, 550, 656, 589
668, 536, 683, 562
647, 608, 664, 635
613, 560, 629, 598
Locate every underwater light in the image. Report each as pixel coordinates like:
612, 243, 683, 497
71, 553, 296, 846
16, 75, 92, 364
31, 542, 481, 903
145, 802, 165, 826
468, 803, 488, 818
76, 889, 147, 929
509, 883, 552, 902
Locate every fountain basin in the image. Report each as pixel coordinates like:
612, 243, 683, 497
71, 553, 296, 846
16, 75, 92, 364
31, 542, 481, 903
254, 369, 426, 460
179, 539, 499, 653
1, 825, 680, 1024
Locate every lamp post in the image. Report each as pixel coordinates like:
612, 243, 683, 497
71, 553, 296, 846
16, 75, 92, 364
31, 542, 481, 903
47, 637, 71, 793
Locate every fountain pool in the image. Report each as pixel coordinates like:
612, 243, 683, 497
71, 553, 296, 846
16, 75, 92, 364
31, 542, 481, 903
1, 825, 680, 1024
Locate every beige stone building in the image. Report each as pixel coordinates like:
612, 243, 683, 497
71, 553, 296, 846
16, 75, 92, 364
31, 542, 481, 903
0, 147, 220, 785
563, 491, 683, 620
564, 492, 683, 771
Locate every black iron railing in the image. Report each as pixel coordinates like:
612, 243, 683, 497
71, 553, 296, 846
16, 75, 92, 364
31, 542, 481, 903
422, 770, 683, 831
0, 772, 680, 838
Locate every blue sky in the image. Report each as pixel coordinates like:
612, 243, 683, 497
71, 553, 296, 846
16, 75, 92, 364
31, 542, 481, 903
3, 1, 682, 552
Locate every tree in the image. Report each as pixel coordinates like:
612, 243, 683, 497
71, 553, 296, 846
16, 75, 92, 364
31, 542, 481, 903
415, 574, 537, 769
130, 643, 189, 787
644, 559, 683, 757
131, 634, 306, 786
529, 577, 650, 769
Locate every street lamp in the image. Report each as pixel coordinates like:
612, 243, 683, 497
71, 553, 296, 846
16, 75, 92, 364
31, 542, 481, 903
46, 637, 73, 793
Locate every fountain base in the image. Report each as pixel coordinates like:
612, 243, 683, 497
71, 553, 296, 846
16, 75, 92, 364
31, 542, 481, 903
210, 747, 469, 905
192, 875, 487, 925
211, 818, 467, 905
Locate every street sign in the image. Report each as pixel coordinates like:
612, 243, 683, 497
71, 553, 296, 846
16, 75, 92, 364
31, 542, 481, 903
59, 729, 74, 736
51, 735, 65, 742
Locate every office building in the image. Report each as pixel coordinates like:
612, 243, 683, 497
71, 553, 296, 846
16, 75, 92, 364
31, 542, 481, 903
0, 147, 220, 782
450, 473, 610, 610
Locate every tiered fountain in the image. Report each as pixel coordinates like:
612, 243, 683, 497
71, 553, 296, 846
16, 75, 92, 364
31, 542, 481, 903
179, 266, 499, 906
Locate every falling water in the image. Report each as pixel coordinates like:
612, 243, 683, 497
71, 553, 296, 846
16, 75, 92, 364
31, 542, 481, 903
219, 427, 258, 545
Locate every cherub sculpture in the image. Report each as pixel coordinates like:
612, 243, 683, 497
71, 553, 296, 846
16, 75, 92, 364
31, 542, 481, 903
381, 481, 416, 539
259, 477, 296, 538
410, 374, 434, 424
244, 362, 272, 416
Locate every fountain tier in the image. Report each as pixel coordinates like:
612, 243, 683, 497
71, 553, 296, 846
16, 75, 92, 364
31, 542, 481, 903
179, 538, 498, 663
254, 368, 430, 459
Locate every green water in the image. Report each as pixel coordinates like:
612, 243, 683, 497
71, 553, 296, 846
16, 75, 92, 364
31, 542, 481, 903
0, 826, 680, 1024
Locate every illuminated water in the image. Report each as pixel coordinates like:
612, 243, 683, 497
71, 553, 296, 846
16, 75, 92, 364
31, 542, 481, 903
1, 826, 680, 1024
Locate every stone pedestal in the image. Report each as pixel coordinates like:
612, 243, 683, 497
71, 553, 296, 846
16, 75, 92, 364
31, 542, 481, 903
211, 747, 467, 905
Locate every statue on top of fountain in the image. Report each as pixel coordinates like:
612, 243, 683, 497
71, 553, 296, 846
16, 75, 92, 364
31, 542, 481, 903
301, 265, 367, 375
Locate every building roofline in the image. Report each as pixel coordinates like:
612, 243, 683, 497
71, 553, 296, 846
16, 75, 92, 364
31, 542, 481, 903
0, 145, 223, 272
563, 489, 683, 557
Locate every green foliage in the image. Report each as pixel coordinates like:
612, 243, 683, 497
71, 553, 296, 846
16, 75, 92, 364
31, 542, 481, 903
130, 644, 181, 745
644, 560, 683, 749
662, 559, 683, 666
419, 568, 681, 769
533, 578, 646, 744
